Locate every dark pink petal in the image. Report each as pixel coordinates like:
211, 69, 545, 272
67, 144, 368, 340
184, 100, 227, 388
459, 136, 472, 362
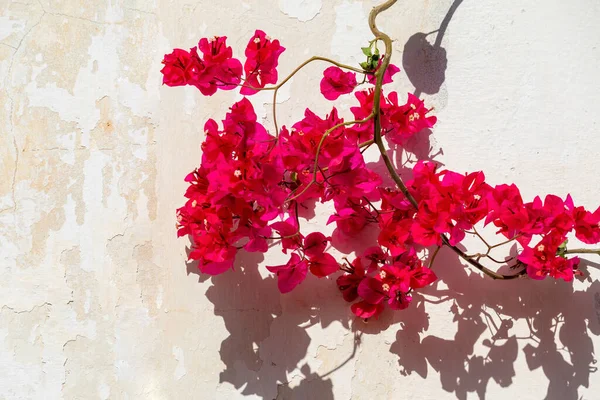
367, 61, 400, 85
241, 30, 285, 95
388, 292, 412, 310
266, 253, 308, 293
309, 253, 339, 277
351, 301, 384, 319
320, 66, 358, 100
201, 260, 234, 275
244, 236, 269, 253
409, 267, 437, 289
304, 232, 329, 258
357, 278, 385, 304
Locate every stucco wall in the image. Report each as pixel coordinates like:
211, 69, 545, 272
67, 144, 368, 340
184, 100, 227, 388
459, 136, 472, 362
2, 0, 600, 399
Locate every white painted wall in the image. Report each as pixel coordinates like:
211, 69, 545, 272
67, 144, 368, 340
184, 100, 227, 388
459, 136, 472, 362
1, 0, 600, 399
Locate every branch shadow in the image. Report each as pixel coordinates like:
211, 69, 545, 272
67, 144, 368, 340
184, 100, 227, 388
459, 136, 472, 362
388, 247, 600, 400
403, 0, 464, 98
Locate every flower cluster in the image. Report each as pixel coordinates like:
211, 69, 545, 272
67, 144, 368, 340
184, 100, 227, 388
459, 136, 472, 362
176, 98, 288, 274
377, 162, 599, 282
165, 30, 599, 321
337, 247, 436, 319
161, 30, 284, 96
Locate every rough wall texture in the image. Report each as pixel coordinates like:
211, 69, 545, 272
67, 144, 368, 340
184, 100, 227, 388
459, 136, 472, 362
2, 0, 600, 399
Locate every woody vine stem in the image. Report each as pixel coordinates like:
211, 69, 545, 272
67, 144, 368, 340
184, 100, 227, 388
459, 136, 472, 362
369, 0, 525, 279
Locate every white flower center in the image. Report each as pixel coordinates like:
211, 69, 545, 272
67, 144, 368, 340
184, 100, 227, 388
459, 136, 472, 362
253, 37, 261, 44
234, 169, 242, 178
537, 244, 545, 252
191, 200, 197, 207
474, 194, 481, 200
379, 270, 387, 279
382, 283, 390, 292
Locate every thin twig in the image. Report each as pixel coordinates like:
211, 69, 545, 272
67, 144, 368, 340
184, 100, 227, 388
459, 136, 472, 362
565, 248, 600, 255
272, 57, 368, 134
287, 114, 374, 202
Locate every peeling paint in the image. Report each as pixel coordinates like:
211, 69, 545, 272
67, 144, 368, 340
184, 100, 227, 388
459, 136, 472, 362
278, 0, 322, 22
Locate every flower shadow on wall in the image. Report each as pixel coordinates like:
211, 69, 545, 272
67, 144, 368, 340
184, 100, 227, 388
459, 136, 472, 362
188, 232, 600, 399
187, 251, 341, 399
387, 249, 600, 400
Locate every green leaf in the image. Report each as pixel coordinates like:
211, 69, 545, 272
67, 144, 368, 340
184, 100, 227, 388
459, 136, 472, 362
359, 61, 370, 70
557, 239, 568, 258
361, 46, 372, 57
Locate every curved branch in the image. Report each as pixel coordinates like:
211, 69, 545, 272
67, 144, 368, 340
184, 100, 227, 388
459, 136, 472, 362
272, 56, 370, 135
368, 0, 525, 281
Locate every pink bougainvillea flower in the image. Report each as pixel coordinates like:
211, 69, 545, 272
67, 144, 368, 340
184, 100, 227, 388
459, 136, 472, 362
188, 231, 237, 275
350, 277, 387, 318
197, 36, 243, 93
485, 183, 529, 241
271, 217, 303, 253
309, 253, 340, 277
411, 205, 443, 246
574, 205, 600, 244
327, 200, 374, 236
266, 253, 308, 293
373, 250, 437, 310
357, 277, 385, 305
408, 266, 438, 289
378, 217, 412, 256
387, 291, 413, 310
351, 301, 385, 319
244, 225, 272, 253
320, 66, 358, 100
518, 233, 578, 281
542, 194, 574, 234
241, 30, 285, 95
161, 48, 202, 87
363, 246, 387, 272
198, 36, 234, 64
168, 27, 600, 320
385, 92, 437, 144
347, 89, 388, 142
303, 232, 329, 258
367, 60, 400, 85
161, 36, 243, 96
337, 258, 366, 302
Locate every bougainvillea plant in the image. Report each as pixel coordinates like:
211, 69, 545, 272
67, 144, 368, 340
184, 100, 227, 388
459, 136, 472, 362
163, 0, 600, 321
